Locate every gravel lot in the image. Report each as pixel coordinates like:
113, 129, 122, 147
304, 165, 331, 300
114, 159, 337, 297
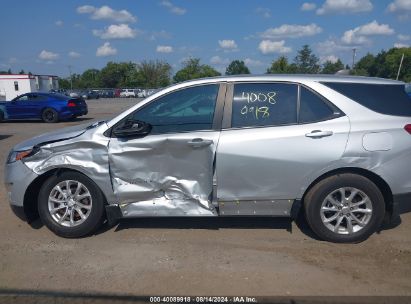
0, 98, 411, 300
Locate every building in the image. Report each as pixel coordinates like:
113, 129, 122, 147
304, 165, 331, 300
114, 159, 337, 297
0, 74, 59, 101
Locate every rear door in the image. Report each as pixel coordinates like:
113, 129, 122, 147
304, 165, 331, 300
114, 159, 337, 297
216, 82, 350, 215
108, 83, 226, 216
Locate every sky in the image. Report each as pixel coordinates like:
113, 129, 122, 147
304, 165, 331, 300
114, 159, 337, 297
0, 0, 410, 77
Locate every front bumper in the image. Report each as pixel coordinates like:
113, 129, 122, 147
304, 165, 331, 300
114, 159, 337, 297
4, 160, 39, 207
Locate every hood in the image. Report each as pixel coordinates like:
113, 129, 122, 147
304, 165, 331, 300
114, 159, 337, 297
13, 120, 105, 151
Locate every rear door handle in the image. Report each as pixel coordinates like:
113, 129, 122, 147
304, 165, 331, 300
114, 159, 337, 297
187, 138, 213, 148
305, 130, 333, 138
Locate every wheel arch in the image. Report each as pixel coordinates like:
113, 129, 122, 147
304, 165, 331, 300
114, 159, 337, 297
23, 168, 108, 221
301, 167, 393, 214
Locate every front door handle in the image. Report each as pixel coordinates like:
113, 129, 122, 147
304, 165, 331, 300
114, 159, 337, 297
187, 138, 213, 148
305, 130, 333, 138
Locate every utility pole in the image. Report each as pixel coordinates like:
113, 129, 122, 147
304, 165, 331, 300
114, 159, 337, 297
396, 53, 405, 80
352, 48, 357, 70
67, 65, 73, 90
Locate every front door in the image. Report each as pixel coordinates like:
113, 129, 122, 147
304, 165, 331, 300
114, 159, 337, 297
216, 82, 350, 215
108, 83, 226, 216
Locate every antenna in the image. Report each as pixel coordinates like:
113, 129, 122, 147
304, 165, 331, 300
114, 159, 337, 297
396, 53, 404, 81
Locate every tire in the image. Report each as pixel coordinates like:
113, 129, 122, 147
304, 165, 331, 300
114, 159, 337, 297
42, 108, 59, 123
38, 171, 106, 238
304, 173, 385, 243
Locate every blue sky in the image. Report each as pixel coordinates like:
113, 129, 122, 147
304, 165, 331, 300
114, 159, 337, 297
0, 0, 410, 76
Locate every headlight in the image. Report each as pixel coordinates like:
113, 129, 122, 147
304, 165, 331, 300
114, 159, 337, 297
7, 148, 38, 164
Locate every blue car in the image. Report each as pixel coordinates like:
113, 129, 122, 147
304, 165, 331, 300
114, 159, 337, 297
0, 92, 88, 123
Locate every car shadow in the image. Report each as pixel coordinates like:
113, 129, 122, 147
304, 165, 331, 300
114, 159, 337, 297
110, 216, 295, 234
0, 134, 12, 140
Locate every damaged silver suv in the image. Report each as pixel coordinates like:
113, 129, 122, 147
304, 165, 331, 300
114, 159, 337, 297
5, 75, 411, 242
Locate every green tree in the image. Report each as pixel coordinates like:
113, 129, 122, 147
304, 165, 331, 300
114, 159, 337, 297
58, 78, 71, 89
266, 56, 297, 74
18, 69, 25, 75
136, 60, 172, 88
80, 69, 101, 88
173, 58, 221, 83
99, 61, 136, 88
353, 53, 376, 76
351, 47, 411, 82
225, 60, 250, 75
321, 59, 344, 74
294, 45, 320, 74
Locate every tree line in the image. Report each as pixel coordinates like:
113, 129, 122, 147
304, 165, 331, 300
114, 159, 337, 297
2, 45, 409, 89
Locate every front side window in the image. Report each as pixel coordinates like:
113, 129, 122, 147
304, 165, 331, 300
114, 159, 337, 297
14, 95, 29, 102
132, 84, 219, 134
231, 83, 297, 128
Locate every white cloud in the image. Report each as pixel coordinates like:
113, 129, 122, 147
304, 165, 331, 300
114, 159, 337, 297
258, 40, 292, 54
388, 0, 411, 12
394, 42, 410, 48
93, 24, 138, 39
255, 7, 271, 18
55, 20, 63, 26
260, 23, 322, 39
77, 5, 136, 23
77, 5, 95, 14
38, 50, 59, 61
316, 39, 352, 56
301, 3, 317, 11
341, 20, 395, 45
218, 39, 238, 50
96, 42, 117, 57
210, 56, 229, 65
160, 1, 187, 15
316, 0, 373, 15
156, 45, 174, 53
320, 55, 339, 63
244, 58, 263, 67
68, 51, 81, 58
398, 34, 411, 41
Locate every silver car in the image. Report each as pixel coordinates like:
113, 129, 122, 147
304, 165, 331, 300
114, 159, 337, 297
5, 75, 411, 242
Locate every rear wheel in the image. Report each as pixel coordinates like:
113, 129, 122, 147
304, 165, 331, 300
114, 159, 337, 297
42, 108, 58, 123
304, 173, 385, 243
38, 172, 106, 238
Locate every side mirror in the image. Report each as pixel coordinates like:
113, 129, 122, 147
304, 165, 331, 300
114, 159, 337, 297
113, 119, 152, 138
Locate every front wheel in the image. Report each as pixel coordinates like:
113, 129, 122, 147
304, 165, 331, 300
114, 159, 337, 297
38, 172, 106, 238
304, 173, 385, 243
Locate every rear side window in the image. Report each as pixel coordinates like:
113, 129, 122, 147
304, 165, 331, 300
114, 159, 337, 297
232, 83, 297, 128
299, 87, 338, 123
322, 82, 411, 116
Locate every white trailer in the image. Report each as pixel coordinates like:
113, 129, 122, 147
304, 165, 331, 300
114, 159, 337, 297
0, 74, 59, 101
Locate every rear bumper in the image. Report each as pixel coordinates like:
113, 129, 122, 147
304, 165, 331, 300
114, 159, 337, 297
59, 107, 88, 119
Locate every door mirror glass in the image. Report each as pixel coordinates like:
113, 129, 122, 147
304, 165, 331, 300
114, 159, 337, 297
113, 119, 152, 138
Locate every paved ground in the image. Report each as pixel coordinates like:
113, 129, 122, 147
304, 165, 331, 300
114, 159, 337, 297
0, 98, 411, 300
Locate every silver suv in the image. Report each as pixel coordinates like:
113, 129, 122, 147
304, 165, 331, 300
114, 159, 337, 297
5, 75, 411, 242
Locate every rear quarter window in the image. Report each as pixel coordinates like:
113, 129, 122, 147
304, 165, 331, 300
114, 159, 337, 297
322, 82, 411, 117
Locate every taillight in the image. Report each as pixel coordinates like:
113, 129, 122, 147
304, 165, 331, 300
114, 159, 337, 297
404, 124, 411, 134
67, 100, 76, 107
